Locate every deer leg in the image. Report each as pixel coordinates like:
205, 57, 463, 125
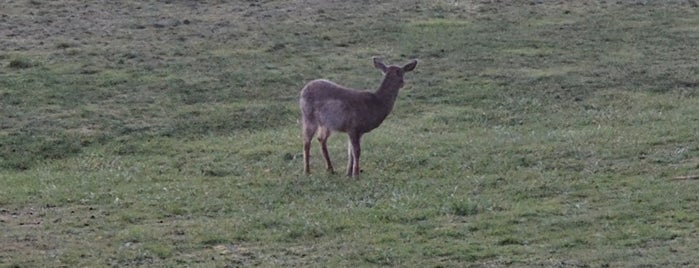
302, 122, 317, 174
348, 133, 362, 177
317, 127, 334, 173
346, 140, 354, 177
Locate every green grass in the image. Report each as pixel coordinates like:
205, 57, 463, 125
1, 0, 698, 266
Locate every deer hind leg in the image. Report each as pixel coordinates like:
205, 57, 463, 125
317, 127, 334, 173
302, 122, 318, 174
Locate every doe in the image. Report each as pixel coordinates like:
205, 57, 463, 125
299, 57, 418, 177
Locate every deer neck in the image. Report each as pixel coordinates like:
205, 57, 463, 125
375, 75, 403, 109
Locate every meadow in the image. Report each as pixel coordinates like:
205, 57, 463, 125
1, 0, 698, 266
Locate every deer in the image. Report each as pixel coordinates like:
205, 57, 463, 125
299, 57, 418, 177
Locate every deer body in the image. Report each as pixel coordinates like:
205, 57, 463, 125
300, 57, 418, 177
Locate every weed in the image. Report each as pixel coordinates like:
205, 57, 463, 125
7, 58, 35, 69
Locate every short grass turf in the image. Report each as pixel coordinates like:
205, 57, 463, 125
1, 0, 698, 266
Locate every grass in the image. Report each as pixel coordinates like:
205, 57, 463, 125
1, 0, 698, 266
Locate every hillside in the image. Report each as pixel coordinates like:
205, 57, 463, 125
1, 1, 698, 266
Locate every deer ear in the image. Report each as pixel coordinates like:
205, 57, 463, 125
403, 60, 418, 72
373, 57, 388, 73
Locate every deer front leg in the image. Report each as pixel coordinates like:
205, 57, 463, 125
346, 140, 354, 176
348, 133, 362, 177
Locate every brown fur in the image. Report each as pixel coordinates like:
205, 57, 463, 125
300, 57, 418, 177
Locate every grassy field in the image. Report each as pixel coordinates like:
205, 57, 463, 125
1, 0, 698, 266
